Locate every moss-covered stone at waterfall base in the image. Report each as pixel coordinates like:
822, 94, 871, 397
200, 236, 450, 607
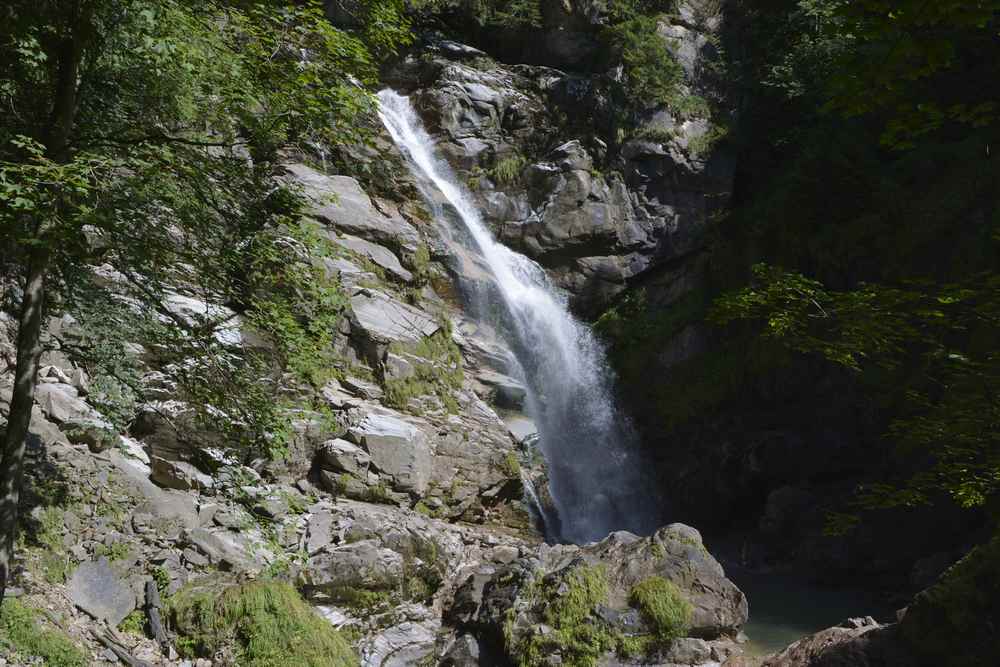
898, 531, 1000, 667
168, 579, 357, 667
505, 564, 615, 667
504, 563, 688, 667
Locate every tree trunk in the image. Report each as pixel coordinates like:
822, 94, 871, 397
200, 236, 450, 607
0, 2, 89, 608
0, 248, 49, 607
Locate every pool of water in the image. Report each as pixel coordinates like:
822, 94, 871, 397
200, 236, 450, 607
725, 566, 895, 656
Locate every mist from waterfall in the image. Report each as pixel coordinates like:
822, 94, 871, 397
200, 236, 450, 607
377, 90, 659, 544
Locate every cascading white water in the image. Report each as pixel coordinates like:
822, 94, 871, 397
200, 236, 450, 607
377, 90, 659, 544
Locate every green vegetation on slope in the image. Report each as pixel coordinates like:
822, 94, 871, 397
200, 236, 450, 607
169, 579, 357, 667
0, 598, 87, 667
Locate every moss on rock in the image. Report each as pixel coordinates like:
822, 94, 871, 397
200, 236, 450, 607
630, 576, 693, 645
169, 579, 357, 667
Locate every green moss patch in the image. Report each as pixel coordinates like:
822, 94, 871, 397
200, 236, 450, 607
0, 598, 88, 667
506, 564, 619, 667
383, 327, 464, 414
169, 579, 357, 667
630, 576, 692, 644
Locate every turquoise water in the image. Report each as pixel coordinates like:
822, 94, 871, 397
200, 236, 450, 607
726, 566, 895, 656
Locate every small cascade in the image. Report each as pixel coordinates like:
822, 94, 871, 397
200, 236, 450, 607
377, 90, 660, 543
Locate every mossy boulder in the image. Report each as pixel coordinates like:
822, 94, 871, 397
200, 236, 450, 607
446, 524, 747, 666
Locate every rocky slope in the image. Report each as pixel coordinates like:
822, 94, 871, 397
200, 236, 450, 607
0, 121, 749, 663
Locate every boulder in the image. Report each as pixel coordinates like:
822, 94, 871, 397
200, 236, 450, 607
68, 558, 137, 626
61, 417, 119, 453
183, 527, 264, 571
347, 412, 433, 495
150, 456, 215, 492
301, 539, 406, 595
360, 609, 439, 667
34, 383, 97, 424
759, 618, 909, 667
450, 524, 748, 665
316, 438, 372, 477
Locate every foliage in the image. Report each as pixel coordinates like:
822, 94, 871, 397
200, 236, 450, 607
23, 506, 72, 584
489, 153, 528, 186
629, 576, 692, 644
0, 0, 411, 463
118, 610, 147, 636
0, 598, 87, 667
169, 579, 357, 667
713, 264, 1000, 513
410, 0, 543, 28
606, 14, 685, 112
825, 0, 1000, 148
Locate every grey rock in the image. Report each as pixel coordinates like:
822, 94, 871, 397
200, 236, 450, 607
348, 412, 433, 495
361, 614, 439, 667
317, 438, 371, 477
34, 383, 97, 424
301, 539, 405, 595
150, 456, 215, 492
334, 233, 413, 283
61, 417, 119, 452
341, 375, 384, 400
68, 558, 137, 626
440, 634, 481, 667
462, 524, 747, 665
349, 289, 440, 344
284, 163, 421, 251
184, 527, 263, 571
664, 637, 713, 664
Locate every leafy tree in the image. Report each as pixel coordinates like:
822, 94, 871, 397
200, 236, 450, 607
685, 0, 1000, 539
0, 0, 408, 605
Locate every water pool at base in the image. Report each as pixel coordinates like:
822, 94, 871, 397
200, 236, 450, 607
726, 566, 896, 656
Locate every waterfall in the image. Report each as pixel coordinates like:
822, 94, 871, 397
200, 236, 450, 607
377, 90, 659, 544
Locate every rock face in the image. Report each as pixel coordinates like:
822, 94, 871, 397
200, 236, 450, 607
387, 0, 733, 315
445, 524, 747, 666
